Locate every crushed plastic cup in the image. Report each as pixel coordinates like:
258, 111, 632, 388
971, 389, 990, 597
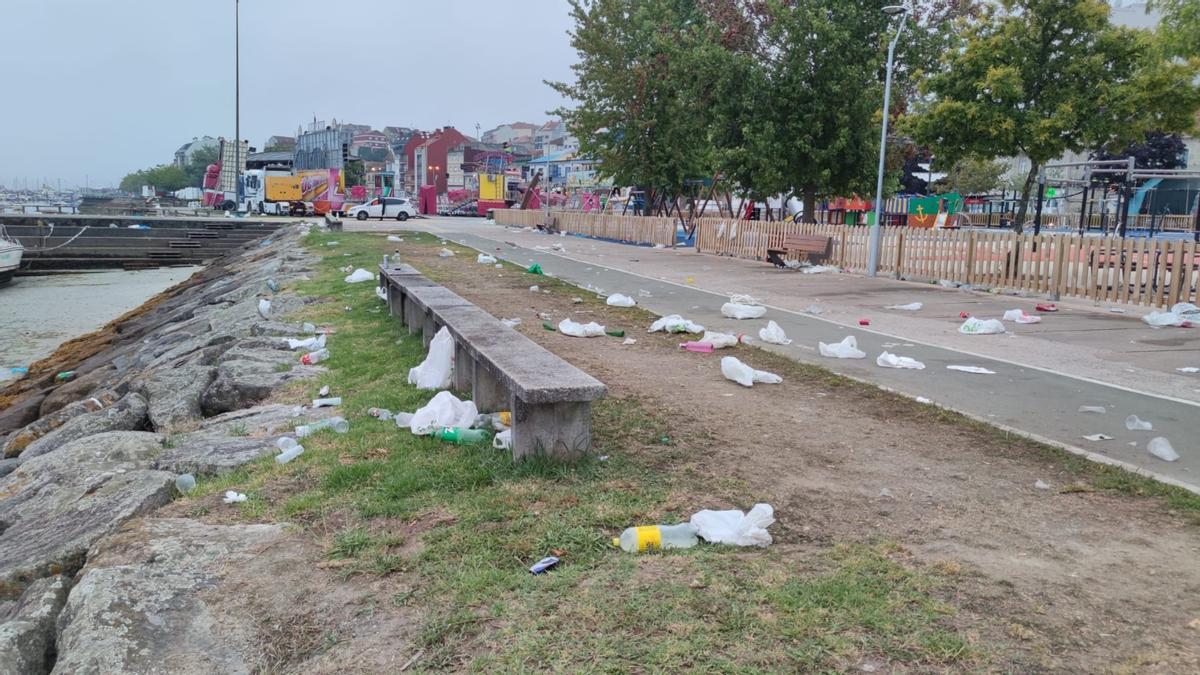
295, 416, 349, 437
368, 407, 393, 420
1124, 415, 1153, 431
276, 437, 299, 451
175, 474, 197, 493
301, 348, 330, 365
318, 385, 330, 397
1147, 437, 1179, 462
312, 397, 342, 408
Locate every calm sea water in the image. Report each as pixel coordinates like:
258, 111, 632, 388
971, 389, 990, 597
0, 267, 199, 381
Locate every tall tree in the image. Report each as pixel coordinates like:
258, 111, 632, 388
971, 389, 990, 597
1148, 0, 1200, 59
549, 0, 717, 207
910, 0, 1200, 232
118, 164, 188, 194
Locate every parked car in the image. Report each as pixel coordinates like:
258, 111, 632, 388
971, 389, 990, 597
348, 197, 416, 221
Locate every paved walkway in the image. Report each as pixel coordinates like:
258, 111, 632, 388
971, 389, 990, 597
353, 217, 1200, 492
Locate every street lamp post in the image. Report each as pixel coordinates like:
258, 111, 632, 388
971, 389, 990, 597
234, 0, 241, 207
867, 5, 909, 278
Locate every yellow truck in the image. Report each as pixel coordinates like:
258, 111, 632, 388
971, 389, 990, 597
242, 169, 308, 215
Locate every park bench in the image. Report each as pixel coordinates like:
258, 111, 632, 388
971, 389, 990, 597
379, 264, 607, 460
766, 234, 832, 268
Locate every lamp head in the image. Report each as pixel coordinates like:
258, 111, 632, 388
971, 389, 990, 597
882, 5, 908, 16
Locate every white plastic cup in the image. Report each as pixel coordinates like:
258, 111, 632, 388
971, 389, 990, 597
312, 397, 342, 408
276, 445, 304, 464
276, 437, 298, 451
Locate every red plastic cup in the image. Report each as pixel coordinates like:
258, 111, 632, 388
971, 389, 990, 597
858, 318, 870, 326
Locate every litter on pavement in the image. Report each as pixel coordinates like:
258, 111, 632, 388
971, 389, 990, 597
1035, 303, 1058, 312
689, 504, 775, 547
501, 318, 521, 328
946, 365, 996, 375
1124, 414, 1153, 431
876, 351, 926, 370
818, 336, 866, 359
1078, 405, 1107, 414
858, 318, 870, 326
720, 356, 783, 387
623, 337, 637, 345
1147, 437, 1179, 462
758, 321, 792, 345
648, 315, 704, 334
1178, 367, 1200, 374
959, 317, 1006, 334
476, 253, 497, 264
1082, 433, 1113, 441
802, 265, 841, 274
1002, 309, 1041, 324
722, 300, 767, 320
1142, 310, 1191, 328
886, 302, 923, 311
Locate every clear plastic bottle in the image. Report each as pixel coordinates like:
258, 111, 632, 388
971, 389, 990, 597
295, 416, 349, 437
613, 523, 698, 552
175, 474, 197, 493
301, 348, 330, 365
276, 444, 304, 464
312, 397, 342, 408
276, 436, 298, 451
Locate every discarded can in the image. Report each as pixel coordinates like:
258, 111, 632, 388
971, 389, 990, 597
55, 371, 75, 382
529, 556, 560, 574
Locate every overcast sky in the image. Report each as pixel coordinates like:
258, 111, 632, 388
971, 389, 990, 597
0, 0, 577, 189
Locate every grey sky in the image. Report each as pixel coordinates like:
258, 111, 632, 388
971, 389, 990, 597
0, 0, 576, 189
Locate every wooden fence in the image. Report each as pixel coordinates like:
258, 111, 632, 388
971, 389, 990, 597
493, 208, 676, 247
957, 211, 1197, 232
694, 218, 1199, 308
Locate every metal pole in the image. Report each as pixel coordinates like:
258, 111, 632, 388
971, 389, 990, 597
1118, 156, 1134, 238
868, 16, 906, 277
1033, 169, 1044, 236
1192, 187, 1200, 243
234, 0, 241, 206
1078, 175, 1089, 236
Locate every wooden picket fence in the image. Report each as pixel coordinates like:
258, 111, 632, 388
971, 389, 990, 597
695, 218, 1199, 308
493, 208, 676, 247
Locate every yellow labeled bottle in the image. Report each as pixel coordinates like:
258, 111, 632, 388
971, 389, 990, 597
613, 524, 698, 552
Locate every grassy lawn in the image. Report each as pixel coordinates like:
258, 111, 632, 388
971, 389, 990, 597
180, 229, 984, 671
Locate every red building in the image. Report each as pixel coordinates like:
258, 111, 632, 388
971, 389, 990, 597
404, 126, 470, 196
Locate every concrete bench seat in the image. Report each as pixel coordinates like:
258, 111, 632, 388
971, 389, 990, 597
378, 264, 607, 460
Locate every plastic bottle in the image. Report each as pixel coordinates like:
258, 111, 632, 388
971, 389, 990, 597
295, 416, 349, 437
605, 329, 626, 338
368, 407, 393, 420
276, 445, 304, 464
302, 322, 317, 333
613, 523, 699, 552
276, 436, 298, 451
301, 348, 330, 365
679, 341, 715, 353
312, 396, 342, 408
473, 412, 512, 430
175, 473, 196, 494
437, 426, 491, 444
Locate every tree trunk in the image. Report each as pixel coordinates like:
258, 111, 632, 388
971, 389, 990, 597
1013, 163, 1039, 234
802, 185, 817, 224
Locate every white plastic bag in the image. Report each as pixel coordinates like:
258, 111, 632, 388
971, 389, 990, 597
222, 491, 247, 504
946, 365, 994, 374
700, 331, 740, 349
407, 326, 455, 390
257, 298, 271, 318
476, 253, 497, 264
409, 391, 478, 436
439, 248, 455, 257
606, 294, 636, 308
818, 336, 866, 359
375, 286, 387, 301
387, 235, 404, 242
876, 351, 926, 369
690, 503, 775, 547
1002, 309, 1041, 324
886, 302, 923, 311
493, 429, 512, 450
648, 314, 704, 334
344, 268, 374, 283
720, 356, 782, 387
286, 333, 327, 350
959, 317, 1006, 335
1143, 311, 1187, 327
721, 302, 767, 320
729, 294, 763, 306
558, 318, 606, 337
802, 265, 840, 274
758, 321, 792, 345
1170, 302, 1200, 319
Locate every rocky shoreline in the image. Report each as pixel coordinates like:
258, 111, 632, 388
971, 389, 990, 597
0, 224, 336, 673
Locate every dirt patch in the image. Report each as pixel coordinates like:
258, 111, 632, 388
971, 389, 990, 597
403, 236, 1200, 672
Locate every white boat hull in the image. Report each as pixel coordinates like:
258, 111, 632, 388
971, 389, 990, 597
0, 240, 22, 284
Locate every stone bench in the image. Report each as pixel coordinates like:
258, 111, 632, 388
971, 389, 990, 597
378, 264, 607, 460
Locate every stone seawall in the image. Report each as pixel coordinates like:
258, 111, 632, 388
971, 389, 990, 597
0, 224, 332, 673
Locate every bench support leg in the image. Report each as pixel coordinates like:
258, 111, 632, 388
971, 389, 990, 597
403, 296, 422, 334
510, 398, 592, 461
386, 287, 403, 319
452, 341, 473, 393
472, 365, 509, 413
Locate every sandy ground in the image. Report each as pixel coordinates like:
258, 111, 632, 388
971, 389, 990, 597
402, 239, 1200, 672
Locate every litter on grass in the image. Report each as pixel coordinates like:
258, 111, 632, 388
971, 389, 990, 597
1147, 437, 1179, 462
493, 429, 513, 450
700, 331, 741, 349
1082, 433, 1113, 441
407, 327, 454, 390
1003, 309, 1042, 324
387, 235, 403, 242
606, 293, 636, 307
758, 321, 792, 345
959, 317, 1006, 335
438, 248, 455, 258
690, 504, 775, 547
818, 336, 866, 359
285, 334, 326, 350
886, 302, 923, 311
648, 315, 704, 334
558, 318, 606, 337
408, 391, 478, 436
344, 268, 374, 283
876, 351, 926, 370
1125, 415, 1153, 431
222, 491, 247, 504
375, 287, 387, 301
947, 365, 996, 375
476, 253, 497, 264
720, 356, 782, 387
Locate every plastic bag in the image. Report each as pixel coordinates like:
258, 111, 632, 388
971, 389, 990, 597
558, 318, 606, 337
802, 265, 840, 274
818, 336, 866, 359
720, 356, 782, 387
959, 317, 1006, 335
407, 326, 455, 390
387, 235, 404, 242
344, 268, 374, 283
758, 321, 792, 345
946, 365, 994, 375
375, 287, 387, 301
257, 298, 271, 318
690, 503, 775, 547
1002, 309, 1041, 324
730, 294, 763, 306
439, 248, 455, 257
1147, 437, 1179, 462
1124, 414, 1153, 431
700, 331, 740, 349
1143, 311, 1188, 327
286, 333, 327, 350
409, 391, 478, 436
722, 302, 767, 320
648, 314, 704, 334
886, 302, 923, 311
493, 429, 512, 450
876, 351, 926, 369
477, 253, 497, 264
1170, 302, 1200, 319
606, 294, 636, 307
